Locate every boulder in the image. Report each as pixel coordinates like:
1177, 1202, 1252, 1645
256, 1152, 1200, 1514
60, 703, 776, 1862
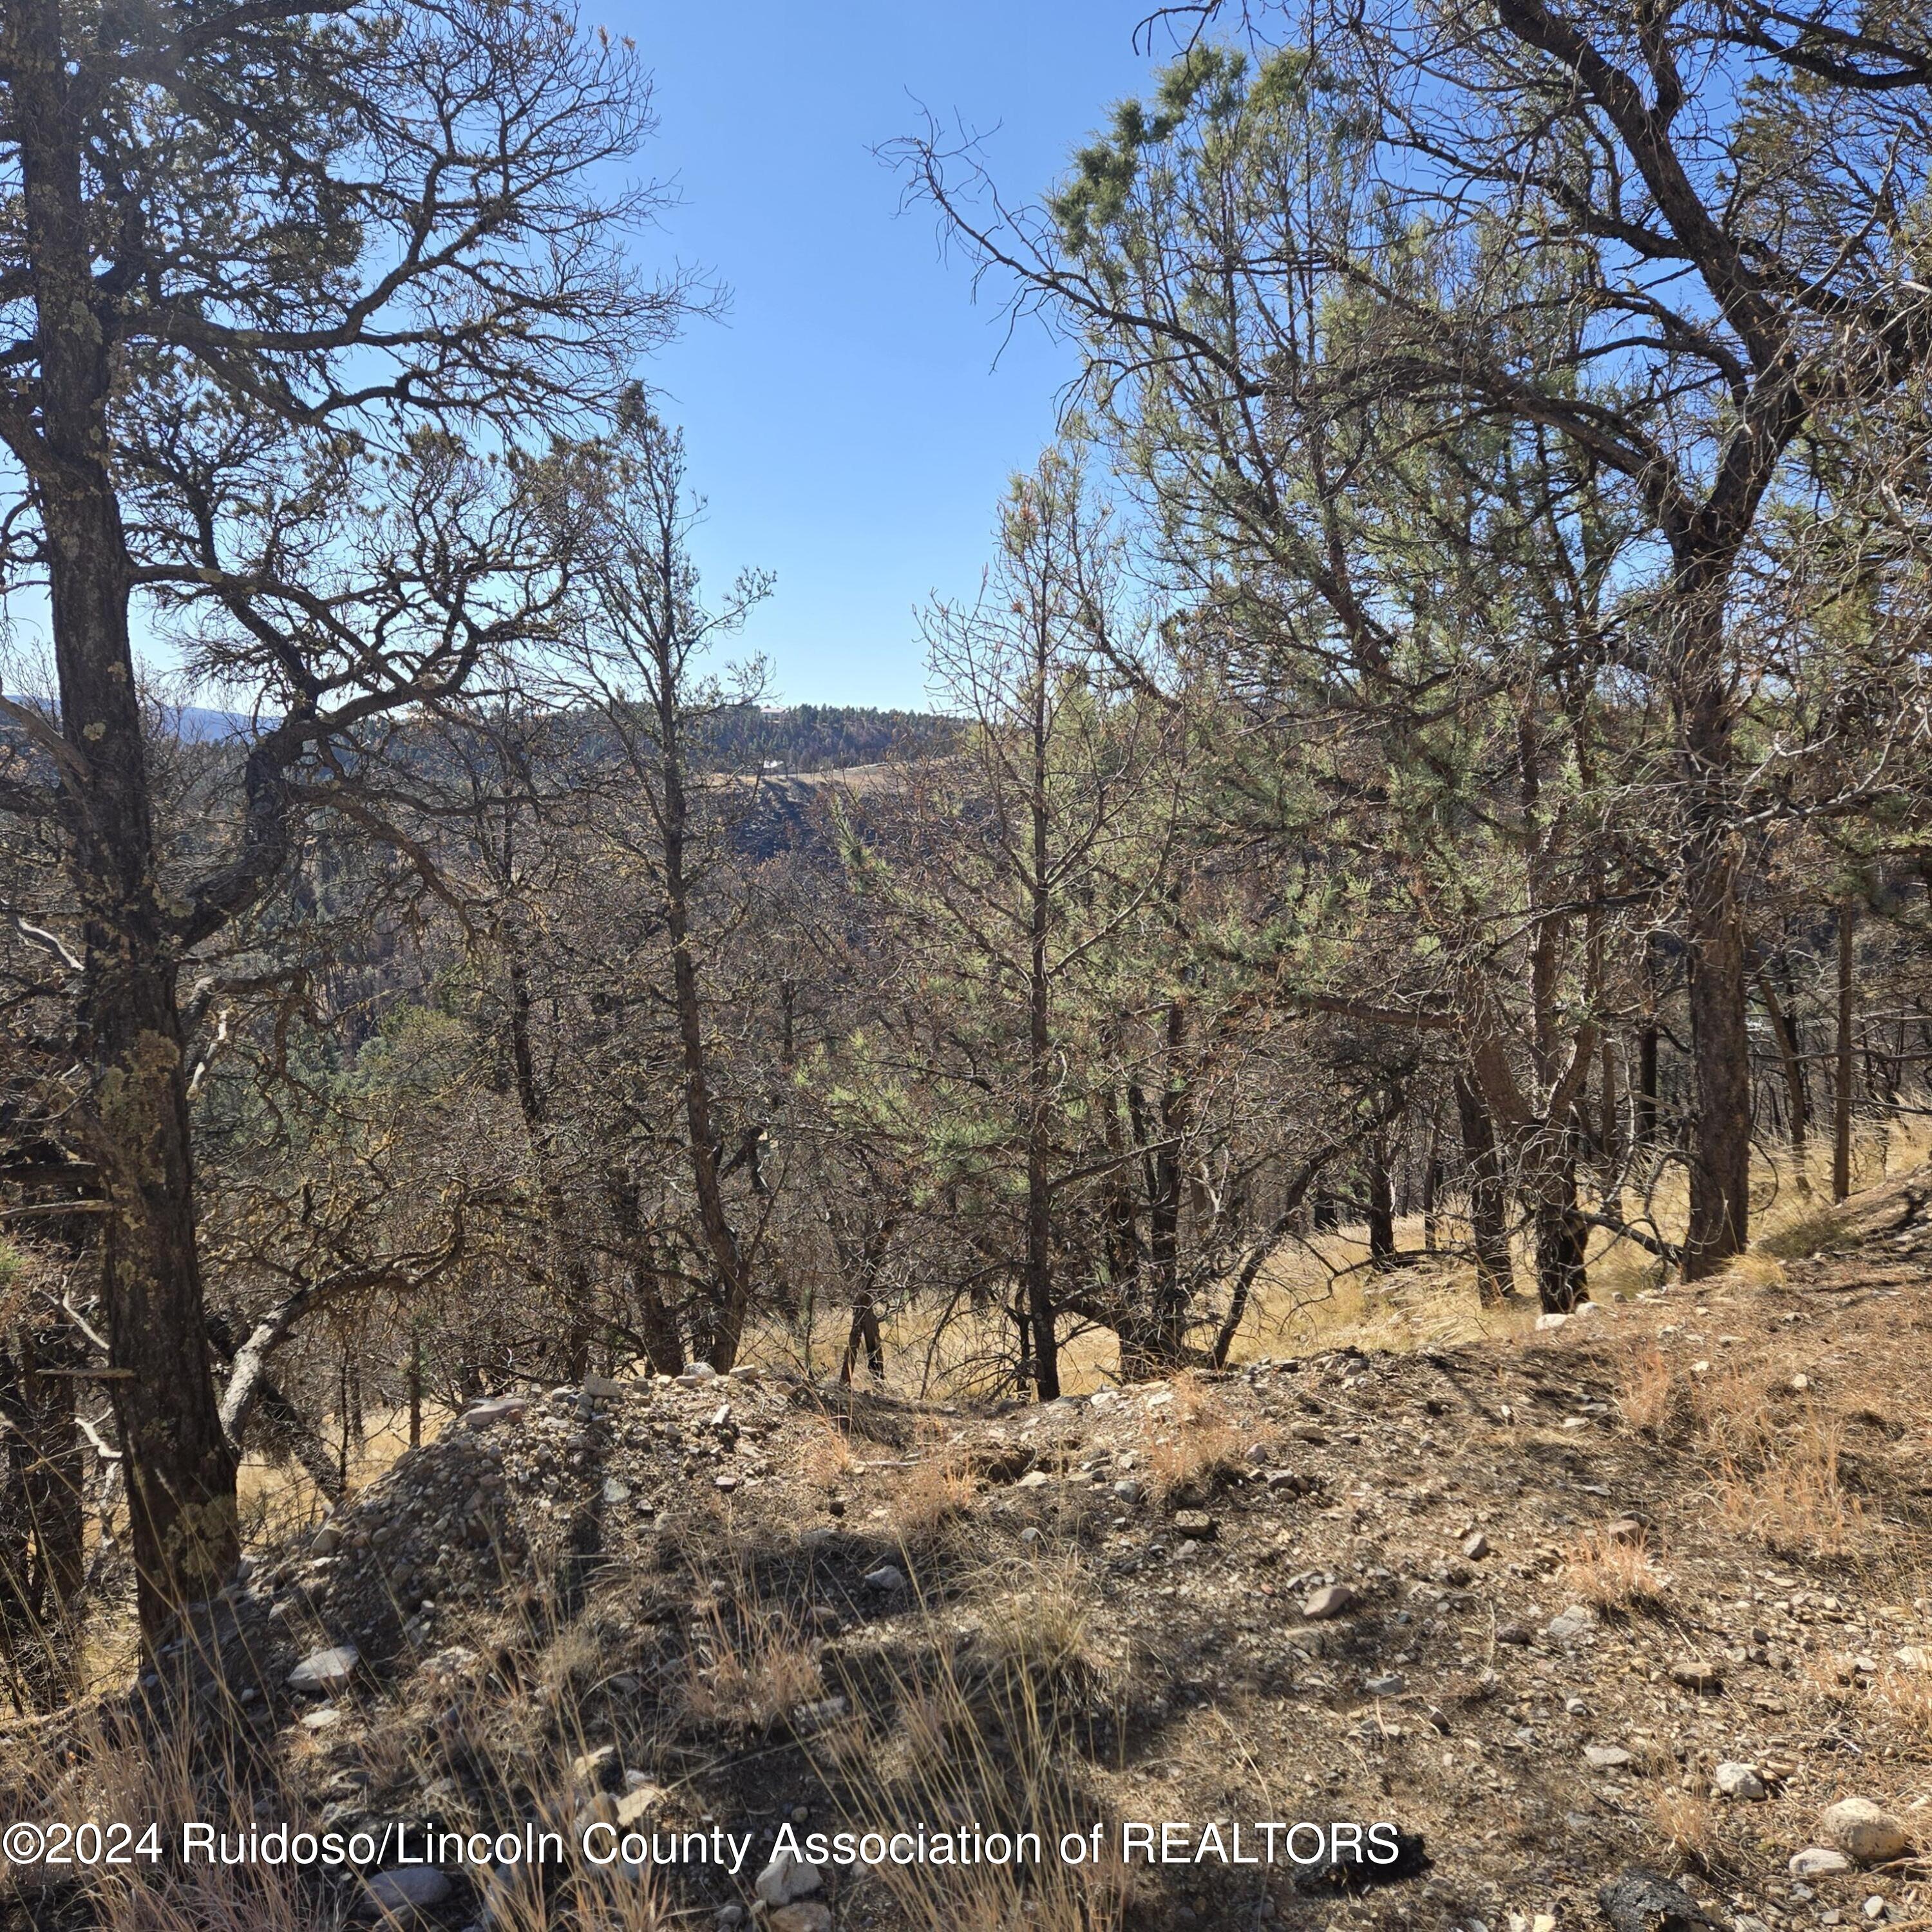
1822, 1798, 1910, 1866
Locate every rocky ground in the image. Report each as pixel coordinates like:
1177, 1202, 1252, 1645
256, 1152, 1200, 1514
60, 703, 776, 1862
10, 1175, 1932, 1932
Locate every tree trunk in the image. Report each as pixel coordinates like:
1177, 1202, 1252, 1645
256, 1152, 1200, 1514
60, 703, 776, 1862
1454, 1073, 1515, 1303
1834, 897, 1856, 1202
1365, 1131, 1396, 1270
1532, 1124, 1589, 1312
1024, 692, 1059, 1401
1676, 583, 1752, 1279
1754, 964, 1810, 1181
12, 0, 237, 1642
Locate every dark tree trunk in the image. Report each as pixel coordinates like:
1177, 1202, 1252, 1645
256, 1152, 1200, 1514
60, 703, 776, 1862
1533, 1125, 1589, 1312
10, 0, 237, 1642
1834, 898, 1856, 1202
1365, 1132, 1396, 1271
1454, 1074, 1515, 1302
1675, 580, 1752, 1278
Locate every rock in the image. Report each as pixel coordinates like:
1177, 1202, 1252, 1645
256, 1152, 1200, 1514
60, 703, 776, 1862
1018, 1526, 1045, 1551
1172, 1510, 1218, 1540
614, 1781, 668, 1830
1584, 1744, 1634, 1770
602, 1478, 631, 1505
1712, 1761, 1766, 1801
1016, 1470, 1051, 1490
717, 1909, 746, 1931
1596, 1867, 1715, 1932
1265, 1469, 1304, 1492
1535, 1312, 1568, 1330
356, 1868, 453, 1918
1112, 1479, 1145, 1503
1605, 1516, 1649, 1546
1821, 1798, 1910, 1866
573, 1745, 620, 1789
1547, 1604, 1595, 1642
582, 1374, 625, 1401
1790, 1848, 1853, 1879
1461, 1530, 1490, 1560
1302, 1584, 1356, 1620
1669, 1660, 1723, 1693
769, 1908, 832, 1932
299, 1705, 340, 1732
311, 1524, 342, 1557
1495, 1620, 1533, 1645
676, 1362, 719, 1387
862, 1564, 908, 1594
460, 1396, 528, 1430
287, 1643, 358, 1694
1363, 1673, 1405, 1696
754, 1850, 823, 1906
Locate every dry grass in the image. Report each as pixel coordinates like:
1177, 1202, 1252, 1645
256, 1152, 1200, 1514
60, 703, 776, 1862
1142, 1374, 1248, 1502
1649, 1788, 1719, 1871
1560, 1528, 1669, 1609
798, 1419, 857, 1490
888, 1454, 976, 1545
1714, 1412, 1866, 1557
1618, 1346, 1679, 1437
678, 1593, 822, 1734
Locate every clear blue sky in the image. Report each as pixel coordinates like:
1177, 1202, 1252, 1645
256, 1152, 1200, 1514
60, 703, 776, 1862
613, 1, 1169, 710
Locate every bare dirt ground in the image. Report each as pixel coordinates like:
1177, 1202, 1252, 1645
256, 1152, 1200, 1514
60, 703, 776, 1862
9, 1172, 1932, 1932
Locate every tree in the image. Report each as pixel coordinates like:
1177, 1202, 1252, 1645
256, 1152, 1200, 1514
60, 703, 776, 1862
903, 2, 1932, 1276
0, 0, 684, 1640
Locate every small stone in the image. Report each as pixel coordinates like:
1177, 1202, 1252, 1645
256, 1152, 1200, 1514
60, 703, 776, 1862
310, 1524, 342, 1557
862, 1564, 908, 1594
356, 1869, 453, 1918
1461, 1530, 1490, 1560
676, 1361, 719, 1386
1596, 1868, 1713, 1932
460, 1396, 527, 1430
582, 1374, 625, 1401
1535, 1312, 1567, 1330
1113, 1479, 1145, 1503
754, 1850, 823, 1906
299, 1705, 340, 1732
1713, 1762, 1766, 1801
1363, 1673, 1405, 1697
287, 1644, 358, 1694
1864, 1899, 1888, 1923
1172, 1510, 1218, 1540
1302, 1584, 1356, 1620
717, 1909, 747, 1931
1547, 1604, 1594, 1642
1584, 1744, 1634, 1770
1016, 1470, 1051, 1490
1669, 1660, 1723, 1693
602, 1477, 631, 1505
1790, 1849, 1852, 1879
573, 1745, 620, 1789
1822, 1798, 1910, 1866
1019, 1527, 1045, 1550
614, 1782, 668, 1829
1791, 1374, 1810, 1392
769, 1908, 832, 1932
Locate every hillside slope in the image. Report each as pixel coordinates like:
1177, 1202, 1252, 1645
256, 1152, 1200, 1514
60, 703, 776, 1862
10, 1179, 1932, 1932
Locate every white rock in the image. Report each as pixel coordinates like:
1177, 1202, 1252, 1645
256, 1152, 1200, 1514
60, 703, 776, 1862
1302, 1584, 1356, 1620
287, 1643, 358, 1694
1546, 1605, 1595, 1642
1461, 1530, 1490, 1560
676, 1362, 719, 1386
862, 1564, 908, 1593
1583, 1745, 1633, 1770
753, 1850, 823, 1906
460, 1396, 528, 1431
1823, 1797, 1911, 1866
602, 1477, 631, 1505
581, 1374, 625, 1400
1016, 1470, 1051, 1490
1535, 1312, 1567, 1331
1790, 1848, 1853, 1879
1714, 1761, 1766, 1801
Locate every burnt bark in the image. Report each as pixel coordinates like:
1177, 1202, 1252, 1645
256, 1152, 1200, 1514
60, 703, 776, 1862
1454, 1073, 1515, 1303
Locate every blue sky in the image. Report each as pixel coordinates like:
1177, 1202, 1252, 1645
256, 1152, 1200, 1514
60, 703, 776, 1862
614, 1, 1168, 709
